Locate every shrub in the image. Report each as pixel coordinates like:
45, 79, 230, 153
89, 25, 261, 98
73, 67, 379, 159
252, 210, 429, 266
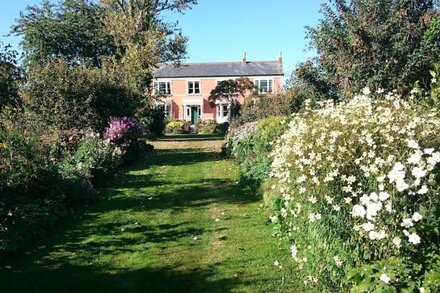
0, 42, 21, 109
23, 59, 142, 132
267, 88, 440, 291
59, 133, 121, 186
166, 120, 186, 134
237, 93, 297, 123
228, 117, 289, 187
0, 120, 49, 194
103, 117, 146, 151
196, 119, 216, 134
216, 122, 229, 135
140, 106, 166, 138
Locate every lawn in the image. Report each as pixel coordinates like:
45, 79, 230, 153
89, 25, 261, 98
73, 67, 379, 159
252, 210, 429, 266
0, 135, 299, 292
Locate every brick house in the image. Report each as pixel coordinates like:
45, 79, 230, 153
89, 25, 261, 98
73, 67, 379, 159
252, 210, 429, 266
152, 53, 284, 124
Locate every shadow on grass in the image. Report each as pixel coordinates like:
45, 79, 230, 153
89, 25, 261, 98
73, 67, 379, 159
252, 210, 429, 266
156, 133, 225, 142
127, 150, 223, 170
0, 147, 259, 292
1, 262, 239, 292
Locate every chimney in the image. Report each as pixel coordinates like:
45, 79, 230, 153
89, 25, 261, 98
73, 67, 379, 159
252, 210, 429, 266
278, 51, 283, 64
242, 51, 247, 64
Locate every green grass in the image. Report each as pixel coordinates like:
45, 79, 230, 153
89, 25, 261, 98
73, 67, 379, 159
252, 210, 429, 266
0, 137, 299, 292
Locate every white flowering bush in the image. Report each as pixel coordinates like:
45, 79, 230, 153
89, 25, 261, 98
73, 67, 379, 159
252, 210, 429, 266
267, 89, 440, 291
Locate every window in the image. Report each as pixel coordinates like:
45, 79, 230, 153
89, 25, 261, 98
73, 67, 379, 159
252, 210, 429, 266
188, 81, 200, 94
222, 105, 228, 117
216, 103, 229, 118
154, 81, 171, 95
254, 79, 273, 94
165, 102, 172, 119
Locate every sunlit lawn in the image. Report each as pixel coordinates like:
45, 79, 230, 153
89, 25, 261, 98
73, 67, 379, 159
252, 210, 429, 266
0, 135, 299, 292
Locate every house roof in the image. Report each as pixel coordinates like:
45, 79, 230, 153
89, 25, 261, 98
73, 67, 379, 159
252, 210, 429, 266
154, 60, 283, 78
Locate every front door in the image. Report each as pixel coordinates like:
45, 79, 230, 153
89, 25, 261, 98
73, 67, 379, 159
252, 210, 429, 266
191, 106, 198, 124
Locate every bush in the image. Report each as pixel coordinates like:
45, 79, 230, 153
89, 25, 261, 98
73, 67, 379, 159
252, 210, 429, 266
0, 120, 50, 194
140, 106, 166, 138
23, 59, 141, 132
166, 120, 186, 134
0, 121, 68, 258
0, 119, 124, 259
196, 119, 216, 134
103, 117, 146, 151
216, 122, 229, 136
267, 89, 440, 292
228, 117, 288, 187
59, 133, 121, 186
237, 93, 297, 123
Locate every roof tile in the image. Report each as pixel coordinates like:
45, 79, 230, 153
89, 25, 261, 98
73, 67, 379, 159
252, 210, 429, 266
154, 61, 283, 78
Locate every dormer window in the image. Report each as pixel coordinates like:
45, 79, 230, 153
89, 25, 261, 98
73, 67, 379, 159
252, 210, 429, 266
188, 81, 200, 94
254, 79, 273, 94
154, 81, 171, 95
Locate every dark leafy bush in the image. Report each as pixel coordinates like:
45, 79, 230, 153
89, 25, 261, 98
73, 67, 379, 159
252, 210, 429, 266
215, 122, 229, 135
237, 94, 297, 124
0, 120, 49, 194
23, 59, 142, 132
140, 106, 166, 138
0, 42, 21, 109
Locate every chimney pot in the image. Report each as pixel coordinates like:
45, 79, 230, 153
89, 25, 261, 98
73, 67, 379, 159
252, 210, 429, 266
278, 51, 283, 64
242, 52, 247, 64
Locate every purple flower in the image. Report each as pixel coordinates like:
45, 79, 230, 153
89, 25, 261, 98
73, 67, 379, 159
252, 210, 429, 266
103, 117, 146, 149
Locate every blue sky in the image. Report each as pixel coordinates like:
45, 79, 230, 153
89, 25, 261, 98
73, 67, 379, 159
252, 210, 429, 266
0, 0, 325, 74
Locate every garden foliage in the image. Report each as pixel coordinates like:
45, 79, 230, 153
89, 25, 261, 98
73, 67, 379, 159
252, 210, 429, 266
296, 0, 440, 99
0, 116, 145, 260
24, 60, 141, 132
227, 117, 289, 187
266, 88, 440, 291
196, 119, 217, 134
166, 120, 188, 134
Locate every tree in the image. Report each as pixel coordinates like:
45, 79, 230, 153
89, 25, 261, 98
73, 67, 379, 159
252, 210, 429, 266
100, 0, 196, 93
208, 77, 255, 118
23, 59, 141, 131
209, 77, 255, 105
0, 42, 21, 109
11, 0, 116, 68
301, 0, 440, 99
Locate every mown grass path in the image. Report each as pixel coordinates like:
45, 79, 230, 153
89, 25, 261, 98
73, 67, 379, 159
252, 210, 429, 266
0, 135, 296, 292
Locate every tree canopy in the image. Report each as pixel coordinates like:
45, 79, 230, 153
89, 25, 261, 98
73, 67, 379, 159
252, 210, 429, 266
12, 0, 197, 89
296, 0, 440, 99
0, 43, 21, 109
208, 77, 255, 106
11, 0, 116, 67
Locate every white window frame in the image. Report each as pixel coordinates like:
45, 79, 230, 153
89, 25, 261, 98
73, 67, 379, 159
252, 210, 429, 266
153, 81, 171, 95
254, 79, 273, 94
215, 99, 230, 123
187, 80, 201, 95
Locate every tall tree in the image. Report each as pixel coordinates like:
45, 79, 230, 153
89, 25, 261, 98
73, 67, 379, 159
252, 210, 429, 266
11, 0, 116, 67
100, 0, 196, 93
208, 77, 256, 105
0, 42, 21, 109
208, 77, 256, 118
301, 0, 440, 99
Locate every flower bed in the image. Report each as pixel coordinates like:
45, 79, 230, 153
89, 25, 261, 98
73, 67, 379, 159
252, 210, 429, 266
266, 89, 440, 291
